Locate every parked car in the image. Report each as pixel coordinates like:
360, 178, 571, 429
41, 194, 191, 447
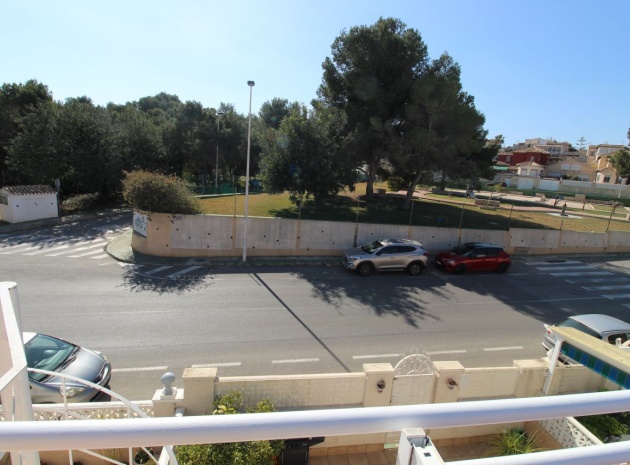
342, 238, 428, 277
434, 242, 511, 274
542, 314, 630, 358
24, 332, 111, 403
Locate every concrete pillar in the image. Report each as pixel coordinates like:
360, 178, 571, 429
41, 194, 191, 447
432, 361, 465, 404
181, 367, 217, 416
152, 390, 184, 417
352, 363, 395, 451
362, 363, 394, 407
513, 359, 549, 397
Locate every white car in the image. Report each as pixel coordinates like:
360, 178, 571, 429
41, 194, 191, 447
542, 314, 630, 363
342, 238, 428, 277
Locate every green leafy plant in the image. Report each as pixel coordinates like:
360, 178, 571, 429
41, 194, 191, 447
489, 429, 542, 456
578, 414, 628, 443
122, 170, 201, 214
211, 390, 243, 415
176, 391, 285, 465
134, 447, 154, 464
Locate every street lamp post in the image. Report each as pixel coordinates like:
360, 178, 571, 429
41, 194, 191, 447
215, 111, 225, 194
242, 81, 255, 262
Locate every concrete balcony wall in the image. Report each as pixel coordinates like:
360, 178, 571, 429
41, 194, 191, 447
537, 417, 603, 448
131, 211, 630, 258
457, 367, 520, 400
9, 357, 607, 462
214, 373, 366, 410
155, 357, 617, 451
555, 364, 610, 394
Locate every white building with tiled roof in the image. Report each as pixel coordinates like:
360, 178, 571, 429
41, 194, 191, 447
0, 185, 58, 224
515, 161, 544, 177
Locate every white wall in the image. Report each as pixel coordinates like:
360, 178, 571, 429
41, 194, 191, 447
133, 211, 630, 258
0, 194, 57, 223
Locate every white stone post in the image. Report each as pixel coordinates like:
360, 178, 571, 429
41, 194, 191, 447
181, 367, 217, 416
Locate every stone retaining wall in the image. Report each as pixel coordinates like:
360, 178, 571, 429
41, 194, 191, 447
132, 210, 630, 257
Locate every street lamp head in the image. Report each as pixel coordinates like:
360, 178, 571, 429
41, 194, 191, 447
217, 111, 225, 116
247, 80, 255, 87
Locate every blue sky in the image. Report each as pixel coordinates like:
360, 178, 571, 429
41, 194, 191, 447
4, 0, 629, 148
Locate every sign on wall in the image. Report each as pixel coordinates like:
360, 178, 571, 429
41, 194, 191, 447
133, 211, 148, 238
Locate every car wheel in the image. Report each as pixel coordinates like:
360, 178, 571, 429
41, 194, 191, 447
455, 264, 466, 274
407, 262, 425, 276
357, 262, 373, 277
497, 262, 509, 273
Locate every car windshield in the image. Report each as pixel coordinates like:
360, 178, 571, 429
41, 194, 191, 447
451, 244, 476, 256
361, 240, 383, 254
24, 334, 78, 381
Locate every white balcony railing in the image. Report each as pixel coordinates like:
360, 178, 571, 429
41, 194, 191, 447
2, 390, 630, 465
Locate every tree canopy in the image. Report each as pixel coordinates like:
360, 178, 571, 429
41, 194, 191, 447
2, 17, 496, 212
0, 80, 53, 185
259, 103, 355, 206
317, 17, 429, 199
610, 148, 630, 183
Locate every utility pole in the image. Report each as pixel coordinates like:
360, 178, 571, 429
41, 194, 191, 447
215, 111, 225, 194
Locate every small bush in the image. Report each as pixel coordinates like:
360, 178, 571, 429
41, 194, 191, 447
387, 176, 408, 192
176, 391, 284, 465
578, 414, 628, 442
489, 429, 542, 456
122, 170, 201, 214
60, 192, 119, 214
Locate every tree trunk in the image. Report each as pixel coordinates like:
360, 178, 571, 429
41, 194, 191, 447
365, 159, 377, 199
402, 173, 423, 210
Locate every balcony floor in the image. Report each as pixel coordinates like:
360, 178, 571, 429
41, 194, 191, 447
309, 440, 493, 463
310, 448, 398, 464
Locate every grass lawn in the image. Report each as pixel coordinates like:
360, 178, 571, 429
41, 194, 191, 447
197, 183, 630, 234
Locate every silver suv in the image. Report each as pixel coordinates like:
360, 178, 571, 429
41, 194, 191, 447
342, 238, 428, 277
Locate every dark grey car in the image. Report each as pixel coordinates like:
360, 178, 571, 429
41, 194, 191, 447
24, 332, 111, 403
342, 238, 428, 277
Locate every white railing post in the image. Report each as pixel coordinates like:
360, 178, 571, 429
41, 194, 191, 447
0, 282, 39, 465
396, 428, 445, 465
542, 335, 564, 395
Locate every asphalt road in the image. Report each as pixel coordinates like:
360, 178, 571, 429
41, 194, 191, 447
3, 216, 630, 401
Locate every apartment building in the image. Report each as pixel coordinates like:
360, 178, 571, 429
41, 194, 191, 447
495, 140, 628, 183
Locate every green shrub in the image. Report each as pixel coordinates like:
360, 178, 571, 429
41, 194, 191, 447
578, 414, 628, 442
122, 170, 201, 214
60, 193, 100, 214
489, 429, 542, 456
176, 391, 284, 465
386, 176, 408, 192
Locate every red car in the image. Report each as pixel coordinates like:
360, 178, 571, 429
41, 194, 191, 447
434, 242, 511, 274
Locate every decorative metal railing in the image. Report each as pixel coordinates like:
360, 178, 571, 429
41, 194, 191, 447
0, 368, 175, 465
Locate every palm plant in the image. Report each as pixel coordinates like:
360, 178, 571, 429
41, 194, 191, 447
489, 429, 542, 456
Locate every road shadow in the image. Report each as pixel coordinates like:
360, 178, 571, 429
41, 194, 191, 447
119, 267, 212, 295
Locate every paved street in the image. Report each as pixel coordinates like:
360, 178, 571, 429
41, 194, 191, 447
3, 215, 630, 401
